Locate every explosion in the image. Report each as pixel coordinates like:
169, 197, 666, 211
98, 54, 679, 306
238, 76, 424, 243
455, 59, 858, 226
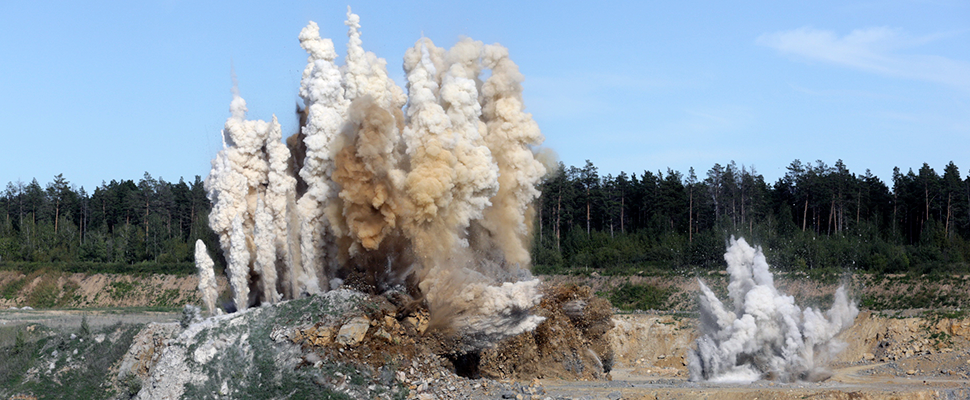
688, 237, 859, 383
198, 8, 548, 350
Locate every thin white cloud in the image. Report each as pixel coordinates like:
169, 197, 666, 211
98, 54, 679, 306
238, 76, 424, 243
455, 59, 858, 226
758, 27, 970, 90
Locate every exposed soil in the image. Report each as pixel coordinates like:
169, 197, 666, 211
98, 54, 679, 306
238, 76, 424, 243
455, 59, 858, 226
9, 298, 970, 399
0, 270, 228, 309
542, 272, 970, 311
0, 308, 180, 335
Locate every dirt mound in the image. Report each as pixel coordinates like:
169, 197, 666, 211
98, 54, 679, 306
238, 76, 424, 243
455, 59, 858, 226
542, 273, 970, 312
479, 284, 615, 380
836, 311, 970, 374
9, 281, 970, 399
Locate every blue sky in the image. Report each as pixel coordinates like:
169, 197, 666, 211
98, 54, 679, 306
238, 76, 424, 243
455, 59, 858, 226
1, 0, 967, 191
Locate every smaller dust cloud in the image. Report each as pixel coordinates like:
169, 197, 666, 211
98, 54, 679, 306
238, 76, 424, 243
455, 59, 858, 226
194, 240, 220, 316
688, 237, 859, 383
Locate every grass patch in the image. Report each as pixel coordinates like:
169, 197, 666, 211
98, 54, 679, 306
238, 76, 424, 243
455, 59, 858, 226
151, 289, 184, 308
932, 309, 968, 320
24, 270, 78, 308
107, 280, 139, 300
1, 275, 28, 300
608, 282, 676, 311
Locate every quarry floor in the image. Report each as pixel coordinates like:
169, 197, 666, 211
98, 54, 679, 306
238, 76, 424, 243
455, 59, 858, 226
539, 367, 970, 399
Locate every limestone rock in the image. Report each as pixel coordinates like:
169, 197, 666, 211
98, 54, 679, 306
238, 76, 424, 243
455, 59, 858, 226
336, 316, 370, 345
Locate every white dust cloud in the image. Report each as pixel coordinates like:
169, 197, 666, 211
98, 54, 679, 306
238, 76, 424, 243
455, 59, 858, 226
688, 237, 859, 383
199, 7, 548, 349
194, 240, 220, 316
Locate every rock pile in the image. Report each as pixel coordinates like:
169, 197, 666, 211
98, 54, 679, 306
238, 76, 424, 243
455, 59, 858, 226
130, 284, 610, 399
480, 284, 615, 380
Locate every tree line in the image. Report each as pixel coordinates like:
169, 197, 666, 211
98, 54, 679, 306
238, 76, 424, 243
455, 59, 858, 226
0, 173, 216, 271
2, 158, 969, 276
533, 159, 970, 275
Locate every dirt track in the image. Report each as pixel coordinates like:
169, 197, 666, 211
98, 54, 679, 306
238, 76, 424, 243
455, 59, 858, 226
0, 308, 179, 332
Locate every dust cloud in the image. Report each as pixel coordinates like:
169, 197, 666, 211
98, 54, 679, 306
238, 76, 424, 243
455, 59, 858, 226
688, 237, 859, 383
200, 7, 548, 349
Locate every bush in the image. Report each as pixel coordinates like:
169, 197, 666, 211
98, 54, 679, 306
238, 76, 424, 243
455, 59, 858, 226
79, 315, 91, 338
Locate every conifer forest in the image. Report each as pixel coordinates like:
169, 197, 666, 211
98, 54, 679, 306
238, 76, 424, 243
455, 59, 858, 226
2, 159, 969, 276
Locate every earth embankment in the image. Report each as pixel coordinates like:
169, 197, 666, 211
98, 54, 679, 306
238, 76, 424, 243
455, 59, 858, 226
0, 270, 228, 309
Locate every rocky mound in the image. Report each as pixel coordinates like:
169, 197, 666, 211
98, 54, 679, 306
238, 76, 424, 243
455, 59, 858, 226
481, 284, 614, 380
128, 283, 611, 399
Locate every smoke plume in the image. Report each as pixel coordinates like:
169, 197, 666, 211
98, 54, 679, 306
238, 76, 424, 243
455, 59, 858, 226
199, 8, 549, 349
687, 237, 859, 383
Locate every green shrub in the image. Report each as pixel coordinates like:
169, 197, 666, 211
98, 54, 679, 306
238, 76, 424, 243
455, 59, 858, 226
26, 271, 64, 308
79, 315, 91, 338
123, 374, 142, 398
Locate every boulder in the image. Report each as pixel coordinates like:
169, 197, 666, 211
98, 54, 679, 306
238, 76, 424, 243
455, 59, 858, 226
336, 316, 370, 346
